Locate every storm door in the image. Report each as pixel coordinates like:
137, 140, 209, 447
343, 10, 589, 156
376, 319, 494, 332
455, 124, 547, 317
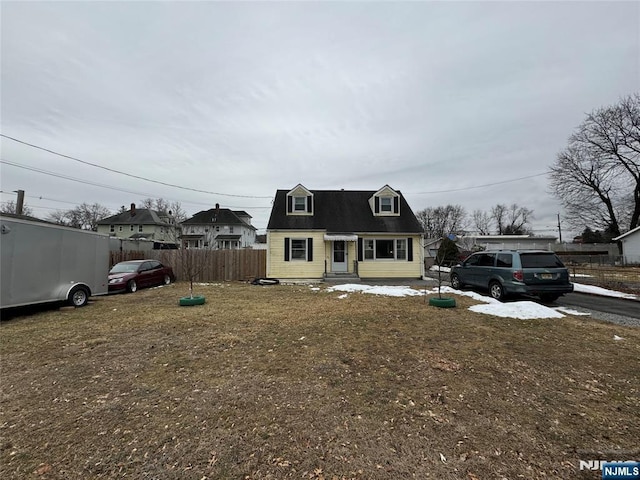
331, 241, 348, 272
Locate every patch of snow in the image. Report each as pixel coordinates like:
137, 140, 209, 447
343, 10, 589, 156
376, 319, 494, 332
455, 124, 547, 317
337, 294, 348, 299
469, 301, 565, 320
573, 283, 639, 300
323, 282, 637, 320
425, 286, 497, 304
429, 266, 451, 273
613, 335, 624, 341
555, 307, 591, 316
326, 284, 422, 297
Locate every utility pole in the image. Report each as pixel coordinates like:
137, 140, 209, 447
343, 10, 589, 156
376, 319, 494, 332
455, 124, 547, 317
15, 189, 25, 215
557, 213, 563, 243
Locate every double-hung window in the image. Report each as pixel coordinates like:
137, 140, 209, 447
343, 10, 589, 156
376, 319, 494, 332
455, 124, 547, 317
294, 196, 307, 212
291, 239, 307, 260
364, 239, 374, 259
380, 197, 393, 212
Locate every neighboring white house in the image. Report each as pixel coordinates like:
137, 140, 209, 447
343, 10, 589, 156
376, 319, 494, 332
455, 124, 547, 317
97, 203, 178, 245
613, 226, 640, 264
180, 204, 256, 249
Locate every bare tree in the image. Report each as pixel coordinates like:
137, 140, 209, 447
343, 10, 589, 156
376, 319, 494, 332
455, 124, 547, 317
48, 203, 111, 231
140, 197, 188, 223
416, 205, 467, 238
504, 203, 533, 234
490, 203, 533, 235
471, 209, 493, 235
491, 204, 507, 234
550, 94, 639, 235
1, 200, 33, 216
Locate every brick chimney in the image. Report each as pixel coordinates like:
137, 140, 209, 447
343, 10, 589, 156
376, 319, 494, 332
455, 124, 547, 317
130, 203, 136, 217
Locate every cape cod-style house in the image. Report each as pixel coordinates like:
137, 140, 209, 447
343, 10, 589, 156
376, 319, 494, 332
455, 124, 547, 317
266, 184, 424, 281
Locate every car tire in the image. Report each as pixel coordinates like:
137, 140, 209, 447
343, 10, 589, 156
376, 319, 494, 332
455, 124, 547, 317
450, 273, 463, 289
163, 274, 171, 285
126, 279, 137, 293
68, 286, 90, 307
540, 293, 560, 303
489, 281, 504, 301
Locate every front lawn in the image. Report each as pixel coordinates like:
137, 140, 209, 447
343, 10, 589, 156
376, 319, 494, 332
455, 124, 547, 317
1, 282, 638, 479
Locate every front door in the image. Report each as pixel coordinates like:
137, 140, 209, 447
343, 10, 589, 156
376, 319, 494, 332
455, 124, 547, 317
332, 241, 348, 272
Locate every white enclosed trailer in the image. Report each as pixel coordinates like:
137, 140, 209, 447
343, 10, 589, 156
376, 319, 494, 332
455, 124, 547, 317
1, 215, 110, 309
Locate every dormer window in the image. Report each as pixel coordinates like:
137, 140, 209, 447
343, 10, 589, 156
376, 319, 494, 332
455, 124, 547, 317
371, 185, 400, 216
286, 184, 314, 215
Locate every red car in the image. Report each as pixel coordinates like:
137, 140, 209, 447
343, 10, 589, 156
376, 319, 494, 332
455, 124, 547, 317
108, 260, 175, 293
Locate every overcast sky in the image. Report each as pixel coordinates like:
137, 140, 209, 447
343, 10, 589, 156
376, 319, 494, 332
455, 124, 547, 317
1, 1, 638, 237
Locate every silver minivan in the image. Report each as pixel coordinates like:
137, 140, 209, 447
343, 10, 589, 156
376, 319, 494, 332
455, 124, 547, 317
450, 250, 574, 302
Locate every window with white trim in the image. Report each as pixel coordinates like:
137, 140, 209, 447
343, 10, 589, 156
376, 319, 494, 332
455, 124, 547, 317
138, 225, 143, 233
396, 239, 407, 260
291, 239, 307, 260
380, 197, 393, 212
376, 239, 394, 259
294, 196, 307, 212
364, 238, 410, 260
364, 239, 374, 259
109, 225, 114, 233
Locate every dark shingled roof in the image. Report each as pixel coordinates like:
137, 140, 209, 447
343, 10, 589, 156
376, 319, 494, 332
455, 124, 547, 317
97, 208, 171, 226
182, 208, 256, 230
267, 189, 423, 234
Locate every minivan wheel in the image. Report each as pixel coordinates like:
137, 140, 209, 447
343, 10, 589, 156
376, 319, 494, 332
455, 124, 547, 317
450, 273, 463, 289
489, 281, 504, 301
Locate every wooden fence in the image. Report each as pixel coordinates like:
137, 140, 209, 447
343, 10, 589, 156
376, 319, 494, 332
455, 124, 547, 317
109, 249, 267, 282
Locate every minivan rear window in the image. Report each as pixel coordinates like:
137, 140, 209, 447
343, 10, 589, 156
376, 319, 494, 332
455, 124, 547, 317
520, 253, 565, 269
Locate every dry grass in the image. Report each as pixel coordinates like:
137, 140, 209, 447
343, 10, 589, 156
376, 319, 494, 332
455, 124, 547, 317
1, 282, 639, 479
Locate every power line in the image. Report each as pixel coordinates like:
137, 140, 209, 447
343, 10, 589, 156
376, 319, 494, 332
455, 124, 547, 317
0, 189, 272, 211
1, 159, 176, 198
407, 172, 548, 194
1, 133, 272, 199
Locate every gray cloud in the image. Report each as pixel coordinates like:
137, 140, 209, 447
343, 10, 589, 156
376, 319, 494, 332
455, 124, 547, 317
1, 1, 638, 236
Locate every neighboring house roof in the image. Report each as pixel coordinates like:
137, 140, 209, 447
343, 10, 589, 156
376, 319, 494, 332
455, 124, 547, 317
182, 207, 257, 230
267, 189, 423, 233
233, 210, 251, 218
613, 226, 640, 241
97, 208, 172, 226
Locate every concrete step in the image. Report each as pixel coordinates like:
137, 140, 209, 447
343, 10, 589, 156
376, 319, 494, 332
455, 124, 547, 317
323, 273, 361, 283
